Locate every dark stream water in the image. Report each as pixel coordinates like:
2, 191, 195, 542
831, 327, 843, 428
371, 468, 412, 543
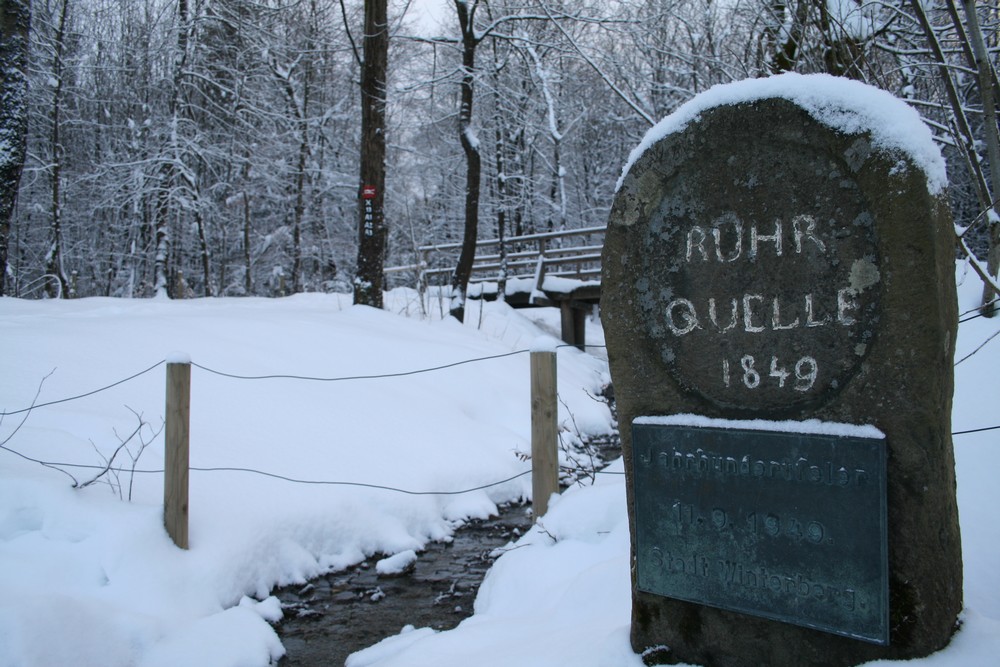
271, 406, 621, 667
272, 504, 535, 666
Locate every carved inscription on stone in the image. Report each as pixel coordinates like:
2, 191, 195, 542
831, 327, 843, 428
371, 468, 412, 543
633, 422, 888, 644
632, 141, 881, 414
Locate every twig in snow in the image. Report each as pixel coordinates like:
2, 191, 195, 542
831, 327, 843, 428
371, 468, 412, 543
76, 407, 161, 500
0, 371, 79, 485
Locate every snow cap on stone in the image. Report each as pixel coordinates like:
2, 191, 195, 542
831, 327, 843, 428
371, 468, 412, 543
617, 72, 947, 196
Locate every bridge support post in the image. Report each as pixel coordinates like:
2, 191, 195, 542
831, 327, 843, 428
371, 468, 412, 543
560, 301, 587, 349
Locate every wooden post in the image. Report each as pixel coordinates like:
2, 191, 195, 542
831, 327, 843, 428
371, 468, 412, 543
560, 301, 576, 347
530, 348, 559, 520
164, 359, 191, 549
558, 301, 588, 349
574, 305, 587, 349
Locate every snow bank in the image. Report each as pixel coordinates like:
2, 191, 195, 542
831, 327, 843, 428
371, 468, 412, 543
0, 292, 612, 667
617, 73, 947, 195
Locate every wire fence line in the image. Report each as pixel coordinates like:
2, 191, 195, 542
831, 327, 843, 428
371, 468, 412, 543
0, 344, 616, 499
190, 349, 530, 382
0, 343, 607, 416
957, 296, 1000, 324
0, 443, 541, 495
0, 339, 996, 498
1, 338, 994, 437
951, 424, 1000, 436
0, 339, 995, 439
193, 344, 608, 382
0, 360, 166, 417
0, 443, 623, 494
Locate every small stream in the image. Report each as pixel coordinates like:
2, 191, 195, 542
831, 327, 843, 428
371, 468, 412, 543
272, 408, 620, 667
272, 504, 534, 666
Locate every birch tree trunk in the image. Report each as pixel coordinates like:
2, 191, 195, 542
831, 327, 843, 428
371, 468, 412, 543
45, 0, 70, 298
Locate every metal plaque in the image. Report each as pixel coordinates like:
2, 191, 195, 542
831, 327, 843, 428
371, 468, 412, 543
633, 422, 888, 644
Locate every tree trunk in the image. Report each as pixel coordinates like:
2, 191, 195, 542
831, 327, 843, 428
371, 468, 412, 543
493, 106, 508, 302
491, 38, 509, 302
0, 0, 30, 297
194, 207, 212, 296
153, 156, 172, 297
762, 1, 808, 74
526, 43, 567, 236
817, 0, 865, 79
353, 0, 388, 308
449, 0, 482, 323
242, 158, 253, 295
962, 0, 1000, 316
46, 0, 70, 298
153, 0, 191, 298
292, 69, 310, 294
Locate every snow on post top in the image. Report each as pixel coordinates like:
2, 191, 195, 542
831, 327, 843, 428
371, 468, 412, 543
617, 72, 947, 196
166, 351, 192, 364
530, 335, 560, 353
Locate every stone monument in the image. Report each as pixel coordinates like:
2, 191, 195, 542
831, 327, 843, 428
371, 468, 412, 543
603, 74, 962, 666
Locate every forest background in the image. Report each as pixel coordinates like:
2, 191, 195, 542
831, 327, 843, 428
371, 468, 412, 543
1, 0, 998, 306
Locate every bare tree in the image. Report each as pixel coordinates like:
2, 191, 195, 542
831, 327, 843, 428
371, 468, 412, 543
960, 0, 1000, 315
902, 0, 1000, 312
0, 0, 31, 296
447, 0, 483, 322
445, 0, 560, 320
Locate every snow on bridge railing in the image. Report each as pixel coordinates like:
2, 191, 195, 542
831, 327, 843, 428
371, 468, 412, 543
384, 225, 607, 294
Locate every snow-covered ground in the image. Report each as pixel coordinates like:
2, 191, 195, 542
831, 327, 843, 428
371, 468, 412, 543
0, 289, 611, 666
1, 264, 998, 666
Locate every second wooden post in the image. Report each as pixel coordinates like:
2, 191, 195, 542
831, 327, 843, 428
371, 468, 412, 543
530, 347, 559, 520
164, 358, 191, 549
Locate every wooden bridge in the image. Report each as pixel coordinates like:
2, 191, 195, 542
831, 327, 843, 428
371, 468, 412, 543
385, 226, 606, 346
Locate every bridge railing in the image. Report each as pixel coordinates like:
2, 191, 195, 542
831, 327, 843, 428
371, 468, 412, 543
385, 225, 606, 301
